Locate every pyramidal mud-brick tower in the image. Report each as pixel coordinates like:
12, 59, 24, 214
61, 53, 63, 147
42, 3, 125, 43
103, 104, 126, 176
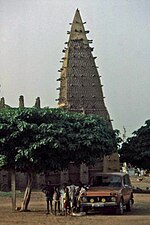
57, 9, 112, 126
57, 9, 120, 181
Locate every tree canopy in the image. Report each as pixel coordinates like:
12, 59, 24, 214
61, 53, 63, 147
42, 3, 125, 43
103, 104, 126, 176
0, 107, 119, 173
119, 120, 150, 169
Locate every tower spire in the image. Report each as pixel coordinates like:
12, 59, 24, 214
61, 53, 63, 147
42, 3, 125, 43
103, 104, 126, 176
69, 9, 88, 44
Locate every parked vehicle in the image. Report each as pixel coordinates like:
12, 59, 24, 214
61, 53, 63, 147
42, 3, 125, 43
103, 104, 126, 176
79, 172, 134, 215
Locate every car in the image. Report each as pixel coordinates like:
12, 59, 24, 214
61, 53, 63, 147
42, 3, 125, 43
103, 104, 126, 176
79, 172, 134, 215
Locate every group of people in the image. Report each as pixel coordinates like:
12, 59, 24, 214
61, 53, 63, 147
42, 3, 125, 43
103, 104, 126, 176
42, 181, 85, 216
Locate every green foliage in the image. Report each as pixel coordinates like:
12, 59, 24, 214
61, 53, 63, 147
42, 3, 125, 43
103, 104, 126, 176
119, 120, 150, 169
0, 155, 6, 167
0, 107, 119, 173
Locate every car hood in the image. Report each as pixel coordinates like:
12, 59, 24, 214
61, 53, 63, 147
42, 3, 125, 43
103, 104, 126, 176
83, 187, 121, 196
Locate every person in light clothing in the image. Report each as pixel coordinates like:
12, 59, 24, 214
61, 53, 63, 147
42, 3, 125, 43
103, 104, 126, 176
53, 186, 61, 216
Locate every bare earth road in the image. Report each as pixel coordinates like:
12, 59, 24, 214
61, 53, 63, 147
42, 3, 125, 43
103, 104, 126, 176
0, 192, 149, 225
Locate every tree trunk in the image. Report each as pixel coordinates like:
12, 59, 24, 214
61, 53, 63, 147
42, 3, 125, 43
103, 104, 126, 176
20, 173, 33, 212
11, 169, 16, 211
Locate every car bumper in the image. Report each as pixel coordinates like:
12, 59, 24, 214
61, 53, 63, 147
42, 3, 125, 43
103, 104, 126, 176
80, 202, 118, 208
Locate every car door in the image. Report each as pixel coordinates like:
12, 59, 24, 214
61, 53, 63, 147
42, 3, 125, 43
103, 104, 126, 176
123, 174, 132, 203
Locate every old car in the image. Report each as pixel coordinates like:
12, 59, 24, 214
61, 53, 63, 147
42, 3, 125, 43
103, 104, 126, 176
79, 172, 134, 215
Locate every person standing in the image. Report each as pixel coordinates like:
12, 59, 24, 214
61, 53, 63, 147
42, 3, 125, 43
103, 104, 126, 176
42, 181, 54, 214
69, 184, 76, 212
60, 184, 65, 215
64, 187, 71, 216
53, 186, 61, 216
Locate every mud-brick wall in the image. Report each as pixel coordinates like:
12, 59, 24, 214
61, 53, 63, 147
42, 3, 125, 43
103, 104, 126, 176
103, 153, 120, 172
0, 170, 10, 191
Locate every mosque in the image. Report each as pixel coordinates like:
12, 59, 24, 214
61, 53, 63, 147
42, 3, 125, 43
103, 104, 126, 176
0, 9, 119, 190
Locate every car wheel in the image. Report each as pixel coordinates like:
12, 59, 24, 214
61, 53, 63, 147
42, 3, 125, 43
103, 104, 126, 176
126, 199, 132, 212
116, 200, 124, 215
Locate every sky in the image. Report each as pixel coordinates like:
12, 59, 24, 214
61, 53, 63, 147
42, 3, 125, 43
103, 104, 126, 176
0, 0, 150, 138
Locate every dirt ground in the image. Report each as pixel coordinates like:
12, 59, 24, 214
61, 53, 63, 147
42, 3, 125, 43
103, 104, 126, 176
0, 177, 149, 225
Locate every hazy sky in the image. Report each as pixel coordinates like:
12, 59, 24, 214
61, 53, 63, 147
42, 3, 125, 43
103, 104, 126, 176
0, 0, 150, 137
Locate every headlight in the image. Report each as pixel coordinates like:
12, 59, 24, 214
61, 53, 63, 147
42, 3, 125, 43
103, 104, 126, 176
111, 197, 117, 202
81, 197, 88, 203
101, 198, 106, 203
90, 198, 94, 203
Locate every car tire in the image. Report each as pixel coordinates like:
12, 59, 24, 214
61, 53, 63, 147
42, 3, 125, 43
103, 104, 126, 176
115, 200, 124, 215
126, 199, 132, 212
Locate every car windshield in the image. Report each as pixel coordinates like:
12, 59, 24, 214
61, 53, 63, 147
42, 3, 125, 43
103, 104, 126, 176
91, 175, 122, 187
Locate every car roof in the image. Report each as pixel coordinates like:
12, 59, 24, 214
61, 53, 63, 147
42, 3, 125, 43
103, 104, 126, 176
93, 172, 127, 177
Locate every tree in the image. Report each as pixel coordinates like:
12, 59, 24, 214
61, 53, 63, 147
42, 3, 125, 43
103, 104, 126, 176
0, 108, 40, 210
119, 120, 150, 169
0, 107, 120, 211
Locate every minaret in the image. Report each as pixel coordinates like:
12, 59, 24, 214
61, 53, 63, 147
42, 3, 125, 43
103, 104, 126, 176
57, 9, 112, 127
57, 9, 120, 179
